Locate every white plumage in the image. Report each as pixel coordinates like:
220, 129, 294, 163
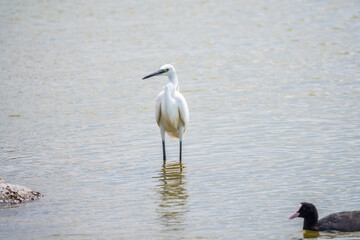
143, 64, 189, 163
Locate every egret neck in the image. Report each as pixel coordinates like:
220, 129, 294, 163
168, 71, 179, 92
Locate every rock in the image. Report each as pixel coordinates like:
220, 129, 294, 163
0, 178, 42, 204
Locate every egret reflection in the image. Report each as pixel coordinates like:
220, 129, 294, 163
154, 162, 188, 231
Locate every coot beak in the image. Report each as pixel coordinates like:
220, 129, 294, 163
289, 212, 300, 219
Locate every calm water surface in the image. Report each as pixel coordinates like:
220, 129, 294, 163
1, 0, 360, 239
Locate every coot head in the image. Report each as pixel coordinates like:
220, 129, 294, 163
290, 202, 319, 230
289, 202, 318, 220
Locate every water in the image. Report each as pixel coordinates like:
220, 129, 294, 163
1, 0, 359, 239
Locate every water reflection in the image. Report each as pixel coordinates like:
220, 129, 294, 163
302, 230, 320, 239
154, 163, 188, 232
300, 230, 360, 239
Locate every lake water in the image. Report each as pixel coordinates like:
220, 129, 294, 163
1, 0, 359, 239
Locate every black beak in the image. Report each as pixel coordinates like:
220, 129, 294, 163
142, 69, 166, 80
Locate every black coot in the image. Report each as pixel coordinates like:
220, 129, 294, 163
289, 202, 360, 232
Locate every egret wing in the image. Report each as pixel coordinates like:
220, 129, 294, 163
175, 92, 189, 129
155, 91, 164, 127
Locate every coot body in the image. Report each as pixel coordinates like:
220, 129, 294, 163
290, 202, 360, 232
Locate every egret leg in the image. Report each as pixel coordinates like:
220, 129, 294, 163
162, 140, 166, 163
179, 141, 182, 164
160, 127, 166, 164
179, 125, 184, 164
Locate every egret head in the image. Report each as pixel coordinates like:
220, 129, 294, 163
142, 64, 176, 80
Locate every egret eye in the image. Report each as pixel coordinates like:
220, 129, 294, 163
163, 68, 169, 72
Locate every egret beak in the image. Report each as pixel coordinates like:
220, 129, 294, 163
142, 69, 166, 80
289, 212, 300, 219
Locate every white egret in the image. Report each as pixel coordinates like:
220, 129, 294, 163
143, 64, 189, 164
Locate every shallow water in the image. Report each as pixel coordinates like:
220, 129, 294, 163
1, 0, 360, 239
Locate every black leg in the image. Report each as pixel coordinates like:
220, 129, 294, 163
162, 140, 166, 164
179, 141, 182, 164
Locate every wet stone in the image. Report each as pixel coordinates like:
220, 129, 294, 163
0, 178, 42, 204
